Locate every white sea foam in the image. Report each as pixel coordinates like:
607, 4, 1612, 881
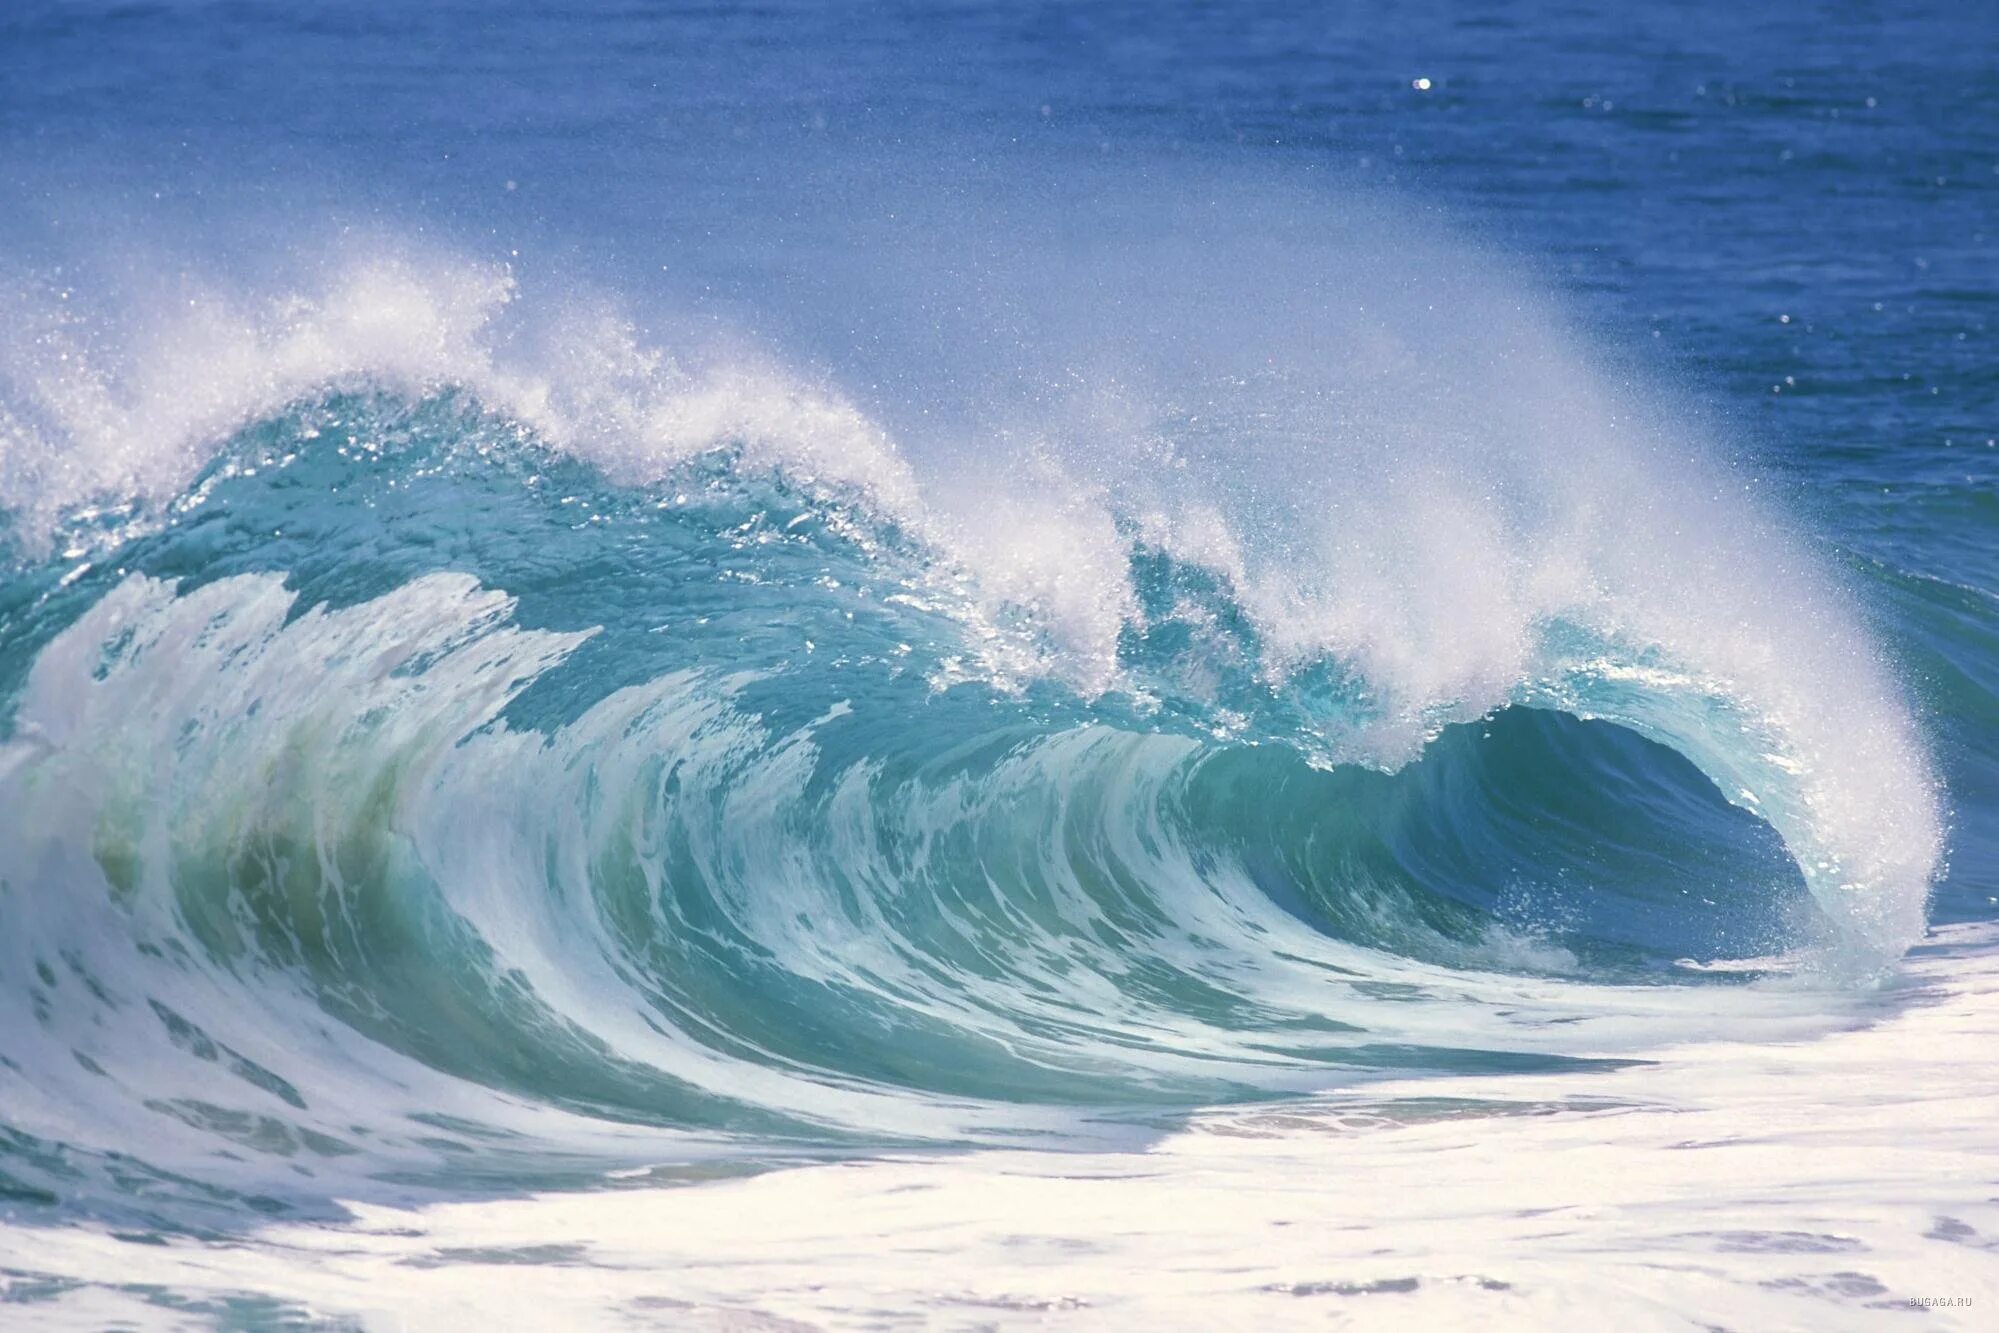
3, 925, 1992, 1330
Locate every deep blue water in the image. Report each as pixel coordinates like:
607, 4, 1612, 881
0, 0, 1992, 1238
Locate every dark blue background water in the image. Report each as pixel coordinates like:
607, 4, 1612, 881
3, 0, 1994, 920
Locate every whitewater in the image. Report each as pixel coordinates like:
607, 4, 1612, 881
2, 1, 1996, 1327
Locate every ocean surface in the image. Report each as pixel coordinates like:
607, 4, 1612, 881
0, 1, 1995, 1327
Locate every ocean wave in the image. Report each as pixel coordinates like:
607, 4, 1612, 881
0, 196, 1944, 1221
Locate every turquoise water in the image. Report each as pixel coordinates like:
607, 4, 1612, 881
0, 0, 1990, 1294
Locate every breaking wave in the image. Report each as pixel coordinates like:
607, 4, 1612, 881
0, 175, 1942, 1225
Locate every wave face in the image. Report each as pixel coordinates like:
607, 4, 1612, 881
0, 179, 1945, 1226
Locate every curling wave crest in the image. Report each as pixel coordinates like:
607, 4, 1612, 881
0, 185, 1944, 1222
